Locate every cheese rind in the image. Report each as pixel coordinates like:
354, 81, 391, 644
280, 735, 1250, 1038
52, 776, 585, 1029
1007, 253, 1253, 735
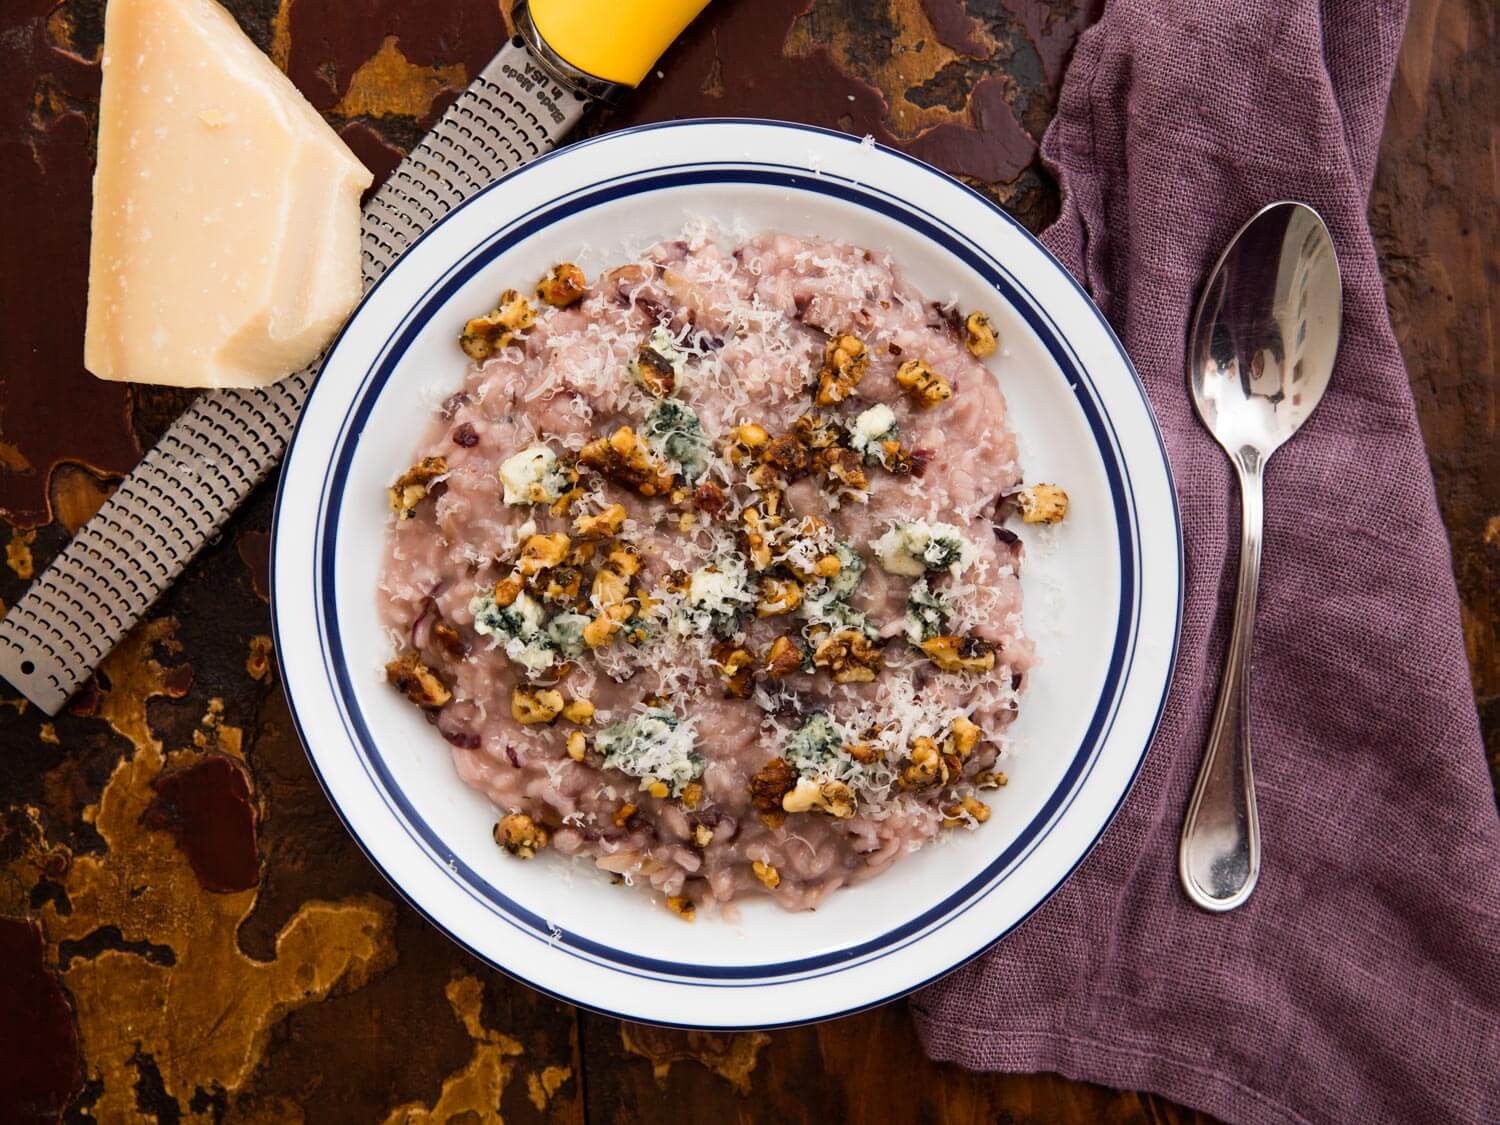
85, 0, 371, 388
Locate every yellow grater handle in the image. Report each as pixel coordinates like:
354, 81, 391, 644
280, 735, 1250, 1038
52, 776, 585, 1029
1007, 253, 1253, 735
527, 0, 711, 88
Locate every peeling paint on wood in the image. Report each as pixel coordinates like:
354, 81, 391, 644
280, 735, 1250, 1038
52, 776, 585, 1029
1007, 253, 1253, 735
619, 1024, 771, 1093
379, 976, 525, 1123
332, 35, 468, 121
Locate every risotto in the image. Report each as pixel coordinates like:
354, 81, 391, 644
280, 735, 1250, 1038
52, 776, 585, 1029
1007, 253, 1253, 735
378, 229, 1068, 918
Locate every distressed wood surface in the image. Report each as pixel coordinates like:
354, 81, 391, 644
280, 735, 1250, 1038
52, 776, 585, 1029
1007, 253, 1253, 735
0, 0, 1493, 1120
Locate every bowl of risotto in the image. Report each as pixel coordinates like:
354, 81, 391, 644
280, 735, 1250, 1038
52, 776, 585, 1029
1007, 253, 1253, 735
272, 119, 1181, 1028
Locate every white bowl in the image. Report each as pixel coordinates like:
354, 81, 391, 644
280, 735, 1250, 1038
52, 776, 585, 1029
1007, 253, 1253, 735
272, 119, 1181, 1028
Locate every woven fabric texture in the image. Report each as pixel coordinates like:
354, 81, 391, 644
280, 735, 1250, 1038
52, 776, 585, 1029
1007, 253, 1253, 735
913, 2, 1500, 1122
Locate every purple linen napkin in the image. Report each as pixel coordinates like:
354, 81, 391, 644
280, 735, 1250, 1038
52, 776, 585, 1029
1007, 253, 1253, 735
912, 1, 1500, 1122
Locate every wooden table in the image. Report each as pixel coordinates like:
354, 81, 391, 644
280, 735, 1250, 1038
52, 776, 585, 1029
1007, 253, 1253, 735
1, 0, 1493, 1120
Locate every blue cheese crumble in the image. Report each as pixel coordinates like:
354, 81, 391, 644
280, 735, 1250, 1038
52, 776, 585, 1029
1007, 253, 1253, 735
783, 712, 845, 775
642, 398, 711, 481
499, 444, 569, 506
849, 403, 897, 462
826, 541, 866, 598
798, 541, 873, 636
597, 708, 703, 796
871, 520, 977, 578
546, 612, 590, 659
902, 578, 952, 642
675, 555, 754, 637
470, 591, 587, 674
471, 589, 554, 674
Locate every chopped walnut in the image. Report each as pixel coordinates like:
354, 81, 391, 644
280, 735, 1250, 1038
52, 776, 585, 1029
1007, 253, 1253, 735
726, 423, 770, 465
782, 776, 856, 819
745, 461, 783, 495
574, 503, 627, 540
762, 434, 810, 478
812, 628, 884, 684
845, 741, 881, 764
793, 413, 843, 451
1018, 483, 1069, 524
749, 757, 799, 819
518, 532, 570, 577
764, 636, 806, 679
606, 545, 641, 578
432, 619, 465, 658
815, 334, 869, 405
680, 782, 703, 809
691, 822, 714, 848
899, 736, 948, 790
630, 343, 677, 397
565, 731, 587, 761
539, 566, 583, 604
815, 446, 869, 498
942, 795, 992, 828
874, 438, 921, 476
561, 698, 595, 725
582, 602, 632, 648
492, 573, 523, 608
895, 358, 953, 408
590, 565, 631, 609
385, 651, 452, 708
460, 289, 535, 360
964, 311, 998, 358
511, 686, 564, 725
948, 715, 982, 758
752, 860, 781, 889
711, 641, 756, 699
578, 426, 676, 496
494, 813, 548, 858
920, 634, 997, 674
756, 575, 803, 617
548, 486, 583, 518
535, 262, 587, 307
741, 506, 778, 570
666, 895, 696, 922
388, 456, 447, 519
976, 770, 1008, 789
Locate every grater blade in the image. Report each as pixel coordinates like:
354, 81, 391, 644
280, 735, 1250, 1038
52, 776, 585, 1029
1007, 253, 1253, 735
0, 39, 586, 715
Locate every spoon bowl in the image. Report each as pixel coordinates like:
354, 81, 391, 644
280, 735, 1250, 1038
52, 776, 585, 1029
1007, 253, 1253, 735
1179, 201, 1342, 912
1189, 202, 1342, 464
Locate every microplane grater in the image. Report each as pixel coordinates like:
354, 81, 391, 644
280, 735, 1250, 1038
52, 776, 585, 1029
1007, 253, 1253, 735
0, 39, 586, 715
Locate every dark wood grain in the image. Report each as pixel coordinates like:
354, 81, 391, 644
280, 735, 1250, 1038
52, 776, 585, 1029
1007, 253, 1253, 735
0, 0, 1493, 1121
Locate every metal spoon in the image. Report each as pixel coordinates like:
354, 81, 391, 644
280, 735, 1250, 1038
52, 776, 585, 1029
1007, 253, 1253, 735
1179, 201, 1342, 912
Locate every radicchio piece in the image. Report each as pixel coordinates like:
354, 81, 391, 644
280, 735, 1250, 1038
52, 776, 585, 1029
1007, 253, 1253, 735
928, 299, 963, 337
693, 482, 727, 516
452, 422, 479, 447
440, 726, 481, 750
410, 598, 436, 650
440, 391, 470, 420
635, 295, 670, 324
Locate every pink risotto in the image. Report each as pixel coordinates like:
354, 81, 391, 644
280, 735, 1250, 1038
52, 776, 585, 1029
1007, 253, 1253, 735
378, 229, 1065, 918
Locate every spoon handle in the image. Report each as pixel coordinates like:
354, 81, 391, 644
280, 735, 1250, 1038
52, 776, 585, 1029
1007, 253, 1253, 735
1179, 453, 1265, 911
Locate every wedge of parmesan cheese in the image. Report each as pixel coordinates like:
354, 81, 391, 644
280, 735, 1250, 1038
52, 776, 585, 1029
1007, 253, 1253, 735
84, 0, 372, 388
